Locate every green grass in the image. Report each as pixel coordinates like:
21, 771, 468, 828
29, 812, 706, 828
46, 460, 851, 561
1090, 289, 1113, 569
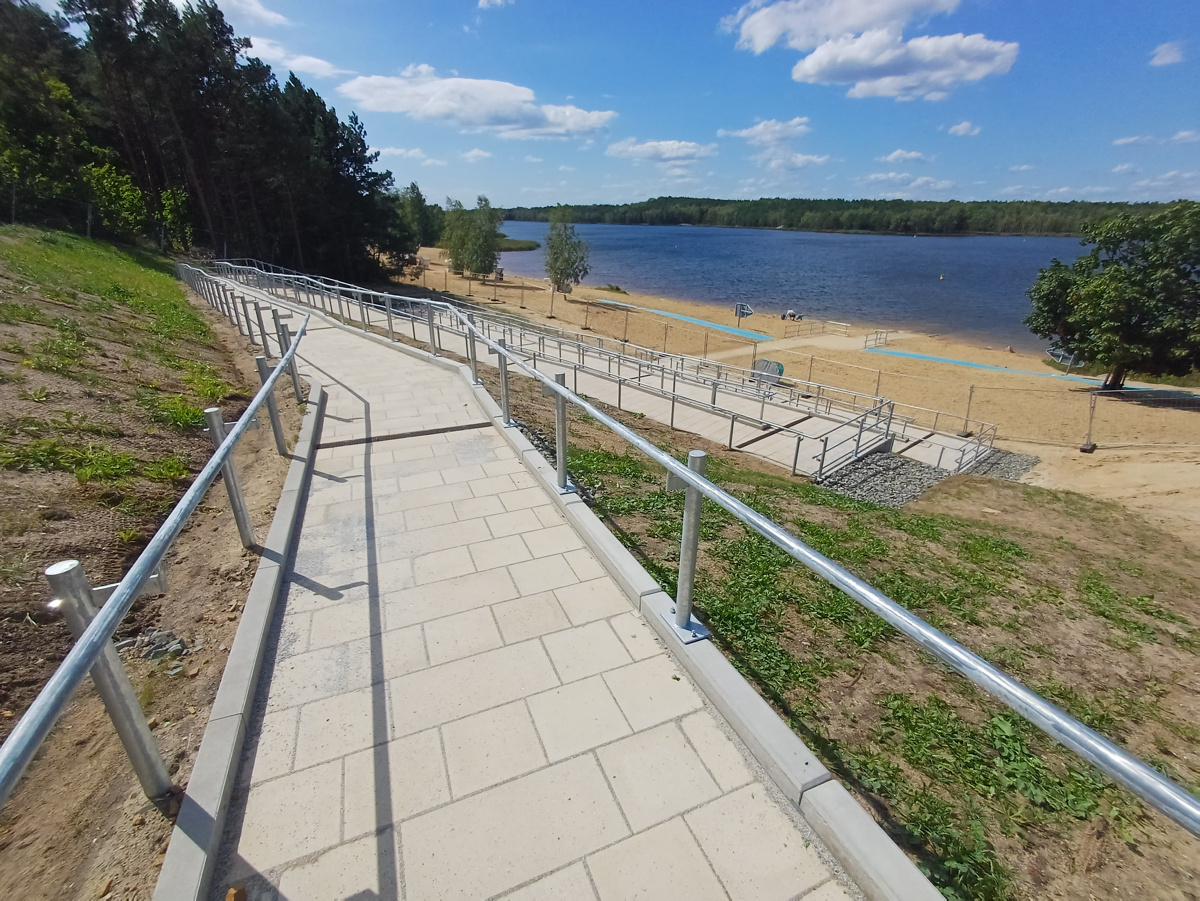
497, 237, 540, 252
181, 361, 234, 402
136, 389, 206, 430
0, 226, 207, 344
143, 454, 190, 482
0, 439, 137, 484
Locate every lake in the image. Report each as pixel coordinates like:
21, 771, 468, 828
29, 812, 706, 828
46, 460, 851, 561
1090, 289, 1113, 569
498, 221, 1086, 352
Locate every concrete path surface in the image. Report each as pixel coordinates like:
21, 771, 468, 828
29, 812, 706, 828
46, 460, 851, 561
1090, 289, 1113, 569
210, 319, 857, 900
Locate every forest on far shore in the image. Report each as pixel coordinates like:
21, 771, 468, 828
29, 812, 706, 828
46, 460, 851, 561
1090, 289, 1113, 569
504, 196, 1169, 237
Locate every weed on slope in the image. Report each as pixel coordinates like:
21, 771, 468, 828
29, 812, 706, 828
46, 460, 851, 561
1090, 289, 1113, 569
481, 364, 1200, 901
0, 226, 251, 737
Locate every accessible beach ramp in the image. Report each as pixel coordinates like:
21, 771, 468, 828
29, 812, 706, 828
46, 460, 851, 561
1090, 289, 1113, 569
167, 291, 908, 899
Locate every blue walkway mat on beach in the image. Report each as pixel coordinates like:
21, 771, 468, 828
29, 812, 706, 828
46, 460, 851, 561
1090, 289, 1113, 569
864, 348, 1099, 383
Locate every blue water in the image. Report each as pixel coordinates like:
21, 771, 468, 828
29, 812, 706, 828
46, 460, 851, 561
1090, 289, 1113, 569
499, 221, 1085, 352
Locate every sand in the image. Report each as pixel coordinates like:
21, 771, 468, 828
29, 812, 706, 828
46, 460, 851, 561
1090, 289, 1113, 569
404, 250, 1200, 545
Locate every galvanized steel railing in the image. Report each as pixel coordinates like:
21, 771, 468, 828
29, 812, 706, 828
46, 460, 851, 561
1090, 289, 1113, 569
216, 259, 1200, 838
0, 267, 309, 809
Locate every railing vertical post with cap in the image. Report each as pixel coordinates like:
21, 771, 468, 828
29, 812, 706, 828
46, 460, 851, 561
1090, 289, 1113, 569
671, 450, 710, 643
497, 338, 512, 425
426, 306, 439, 355
554, 372, 569, 492
280, 323, 303, 401
43, 560, 174, 801
467, 314, 479, 384
385, 296, 394, 342
240, 296, 256, 345
253, 302, 271, 356
203, 408, 256, 548
255, 356, 288, 456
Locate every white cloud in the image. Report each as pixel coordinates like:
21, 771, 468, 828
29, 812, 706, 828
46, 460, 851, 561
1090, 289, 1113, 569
719, 117, 811, 144
559, 165, 575, 171
375, 148, 449, 167
1130, 170, 1200, 198
338, 65, 617, 139
948, 120, 980, 136
249, 38, 352, 78
223, 0, 288, 25
1114, 130, 1198, 146
461, 149, 492, 163
723, 0, 1016, 100
861, 170, 953, 196
479, 0, 512, 6
1112, 163, 1136, 173
999, 185, 1030, 195
606, 138, 718, 161
524, 155, 543, 163
878, 148, 928, 162
1009, 163, 1034, 171
1150, 41, 1184, 66
719, 117, 828, 170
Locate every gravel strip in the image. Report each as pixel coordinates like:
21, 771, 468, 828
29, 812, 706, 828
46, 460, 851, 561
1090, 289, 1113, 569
818, 453, 950, 507
964, 448, 1041, 481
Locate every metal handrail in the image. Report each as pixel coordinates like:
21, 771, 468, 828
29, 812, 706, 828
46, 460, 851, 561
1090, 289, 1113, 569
0, 307, 309, 808
214, 260, 1200, 838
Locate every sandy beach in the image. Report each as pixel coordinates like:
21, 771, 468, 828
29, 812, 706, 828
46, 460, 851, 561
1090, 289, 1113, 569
402, 249, 1200, 545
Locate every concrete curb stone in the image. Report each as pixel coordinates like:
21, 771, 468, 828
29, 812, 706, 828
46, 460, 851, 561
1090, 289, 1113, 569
153, 379, 326, 901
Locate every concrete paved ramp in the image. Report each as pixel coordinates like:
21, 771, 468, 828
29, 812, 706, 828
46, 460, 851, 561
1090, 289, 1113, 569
211, 326, 853, 899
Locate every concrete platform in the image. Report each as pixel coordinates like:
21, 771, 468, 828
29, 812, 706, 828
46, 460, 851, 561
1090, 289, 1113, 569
209, 324, 857, 900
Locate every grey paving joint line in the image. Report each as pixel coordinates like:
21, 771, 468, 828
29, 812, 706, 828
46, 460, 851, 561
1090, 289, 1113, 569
315, 419, 492, 450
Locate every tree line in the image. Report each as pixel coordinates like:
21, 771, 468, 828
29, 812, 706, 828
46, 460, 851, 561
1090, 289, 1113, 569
0, 0, 441, 279
505, 196, 1170, 237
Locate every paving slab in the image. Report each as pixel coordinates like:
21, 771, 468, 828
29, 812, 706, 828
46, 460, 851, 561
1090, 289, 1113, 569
209, 306, 856, 900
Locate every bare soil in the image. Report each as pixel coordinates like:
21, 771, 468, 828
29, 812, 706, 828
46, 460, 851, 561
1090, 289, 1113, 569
0, 247, 303, 898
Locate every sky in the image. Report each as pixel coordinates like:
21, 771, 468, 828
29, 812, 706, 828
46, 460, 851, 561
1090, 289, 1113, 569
58, 0, 1200, 206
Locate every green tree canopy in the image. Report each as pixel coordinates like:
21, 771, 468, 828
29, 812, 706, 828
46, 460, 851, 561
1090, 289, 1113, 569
544, 205, 590, 293
443, 195, 502, 277
0, 0, 426, 276
1025, 201, 1200, 388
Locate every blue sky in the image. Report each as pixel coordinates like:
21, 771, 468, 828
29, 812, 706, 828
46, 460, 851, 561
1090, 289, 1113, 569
87, 1, 1200, 205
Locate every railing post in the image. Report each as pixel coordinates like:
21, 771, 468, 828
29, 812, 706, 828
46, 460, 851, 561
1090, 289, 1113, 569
253, 301, 272, 356
385, 296, 395, 341
43, 560, 173, 802
426, 305, 439, 355
240, 296, 256, 345
255, 357, 288, 456
792, 434, 802, 475
467, 314, 479, 384
271, 308, 287, 359
204, 408, 256, 547
817, 436, 828, 481
498, 338, 512, 425
1081, 392, 1098, 453
280, 323, 303, 401
356, 291, 367, 330
728, 413, 737, 449
554, 372, 569, 493
958, 385, 975, 437
673, 450, 709, 642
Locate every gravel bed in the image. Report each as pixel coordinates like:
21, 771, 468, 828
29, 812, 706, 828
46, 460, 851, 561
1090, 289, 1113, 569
818, 453, 950, 507
964, 448, 1041, 481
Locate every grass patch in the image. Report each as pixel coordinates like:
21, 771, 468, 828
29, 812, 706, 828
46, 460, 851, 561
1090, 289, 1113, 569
136, 389, 206, 430
0, 439, 137, 484
143, 454, 190, 482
